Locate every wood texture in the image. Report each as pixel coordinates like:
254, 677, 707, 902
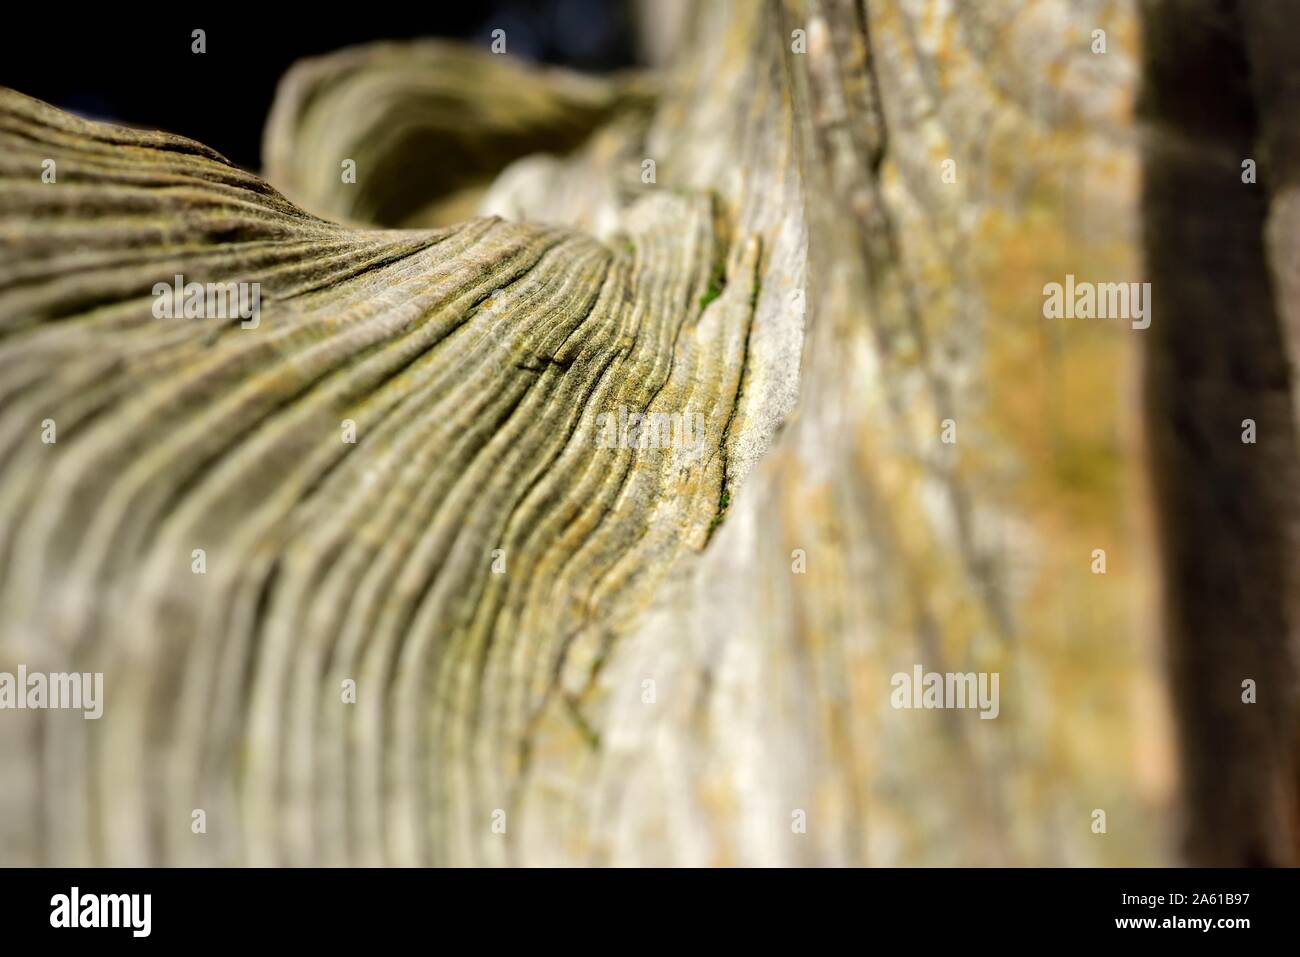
0, 0, 1248, 867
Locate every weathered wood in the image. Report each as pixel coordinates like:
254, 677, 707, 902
4, 0, 1278, 867
262, 40, 654, 228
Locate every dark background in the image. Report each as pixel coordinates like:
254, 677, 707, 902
0, 2, 637, 172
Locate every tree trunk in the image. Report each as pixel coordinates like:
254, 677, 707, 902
1139, 0, 1300, 867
